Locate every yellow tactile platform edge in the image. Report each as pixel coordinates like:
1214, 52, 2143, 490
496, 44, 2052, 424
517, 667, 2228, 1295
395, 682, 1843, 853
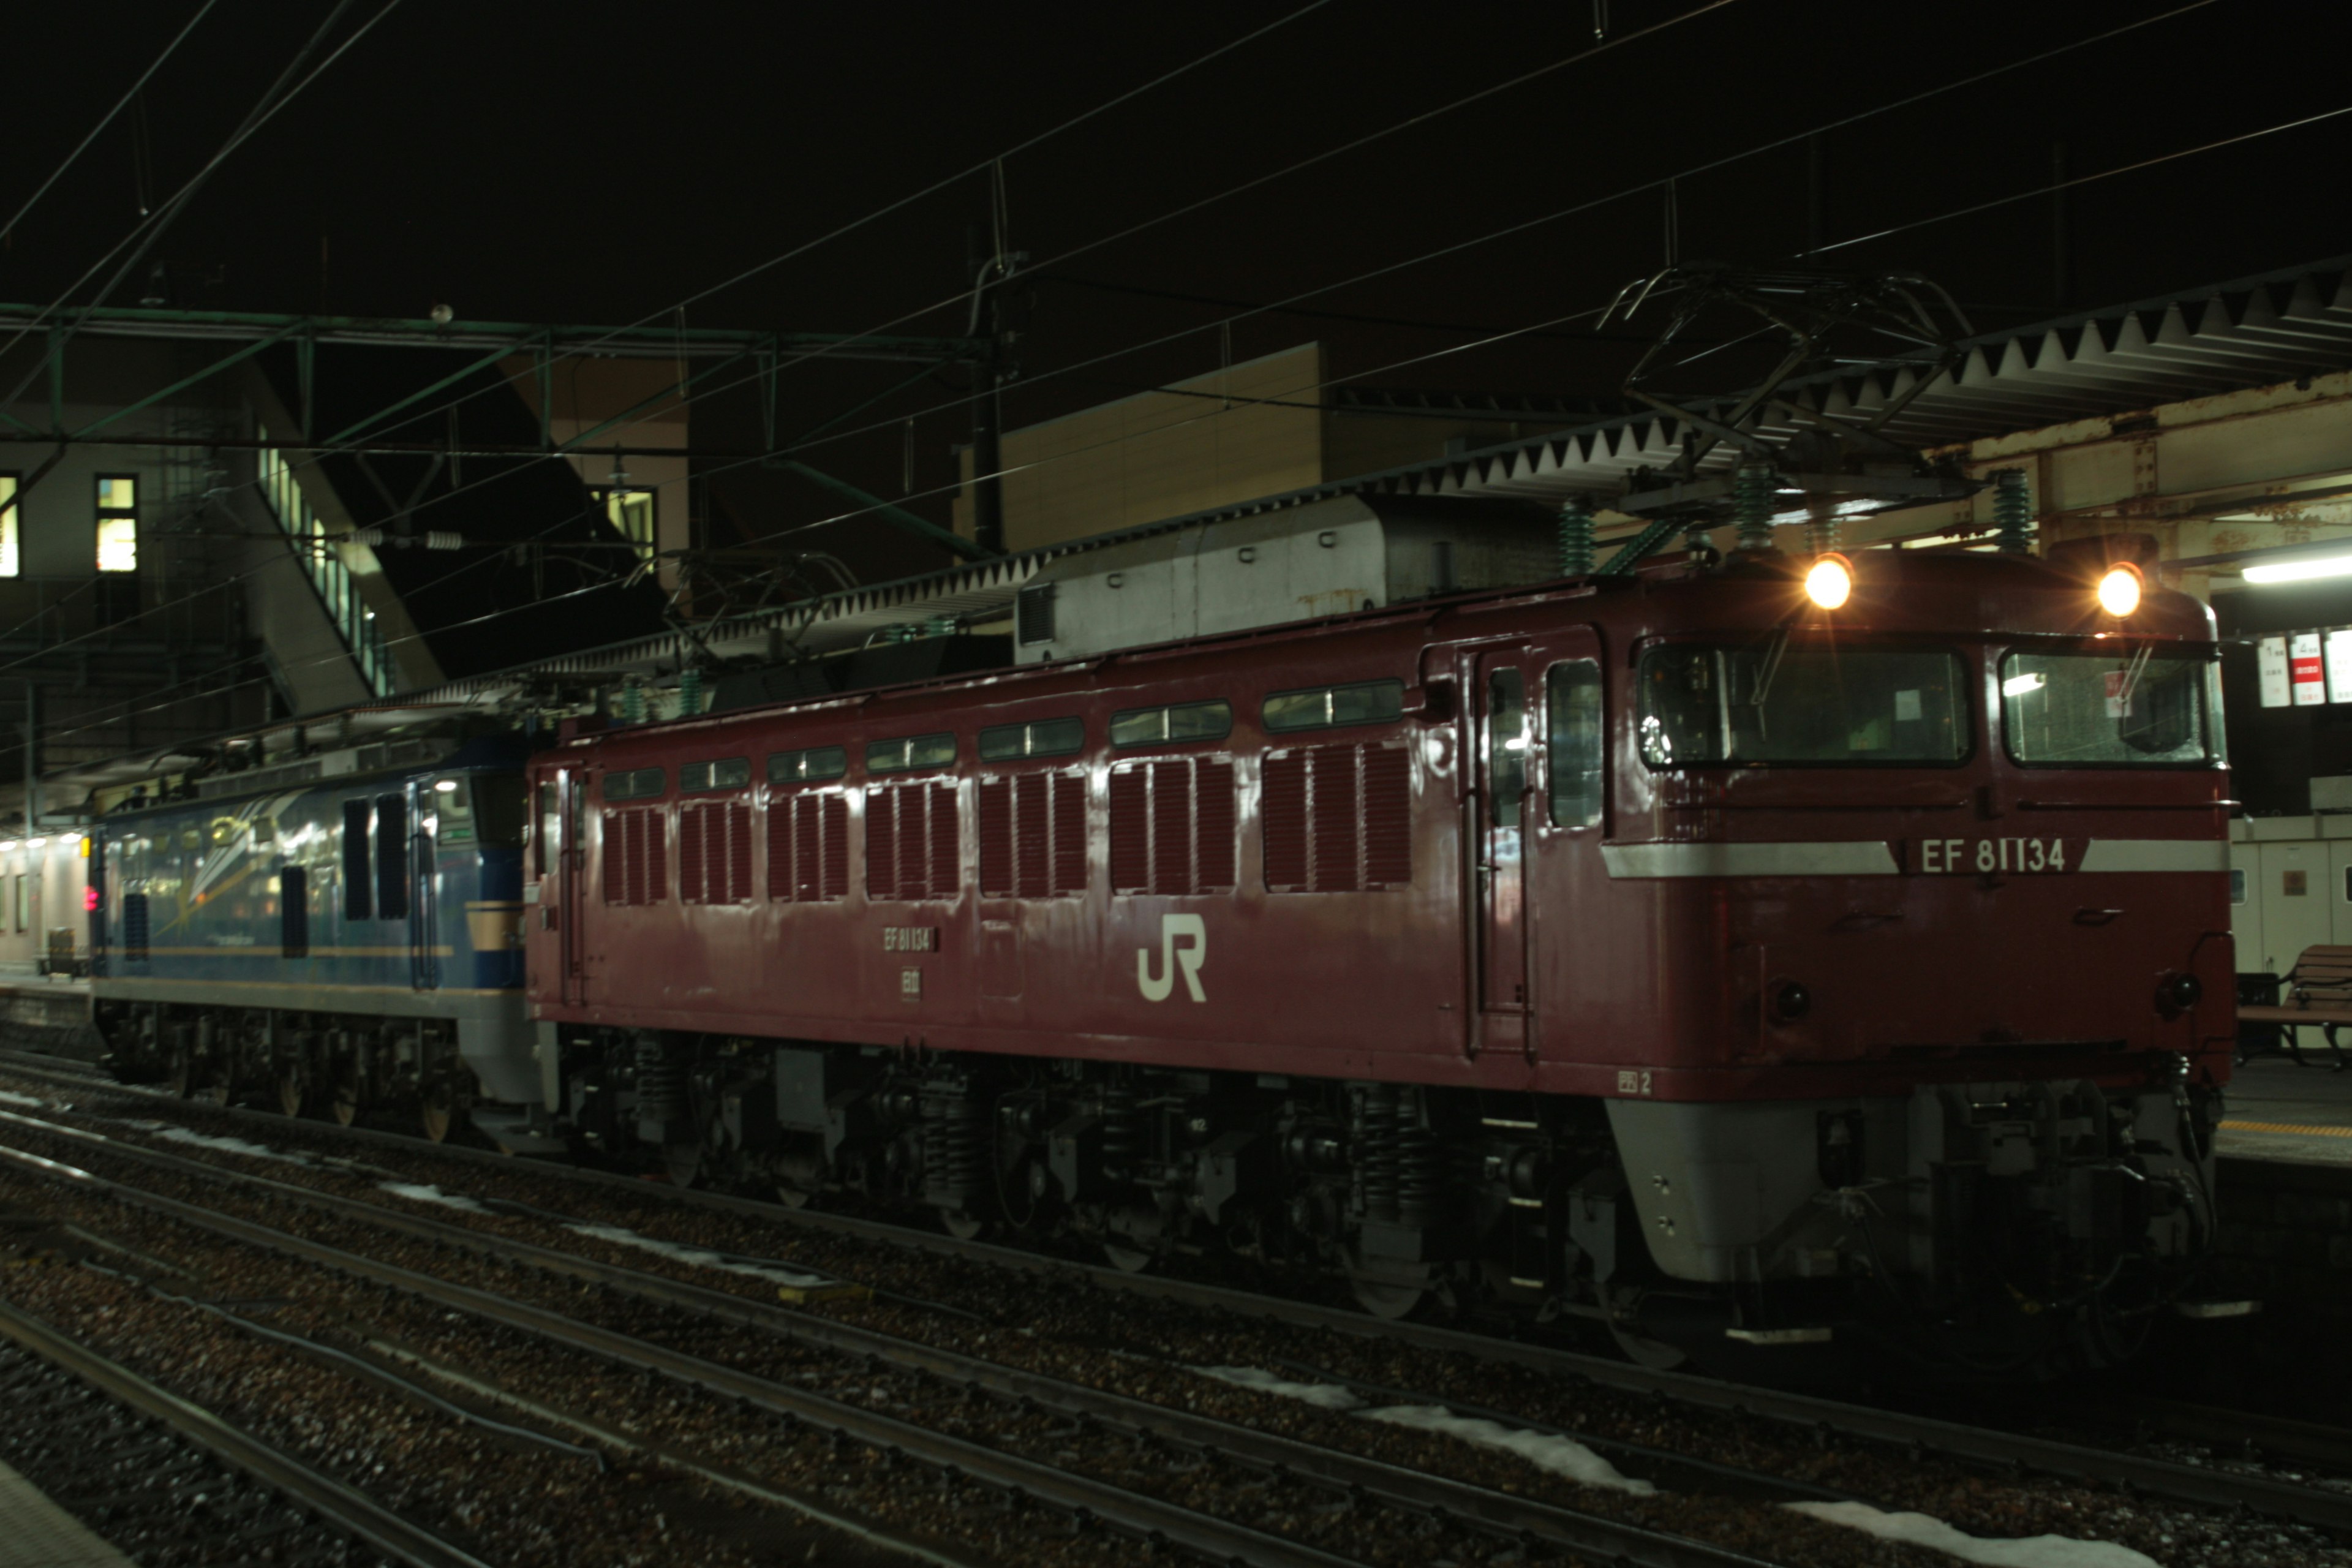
2222, 1120, 2352, 1138
0, 1457, 134, 1567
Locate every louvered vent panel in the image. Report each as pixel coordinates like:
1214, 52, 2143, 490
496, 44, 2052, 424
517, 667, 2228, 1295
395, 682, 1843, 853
1263, 745, 1410, 894
1361, 745, 1412, 887
602, 808, 666, 905
602, 809, 626, 904
1262, 753, 1308, 891
1012, 774, 1048, 895
1310, 745, 1361, 893
927, 781, 959, 899
866, 788, 899, 900
1109, 766, 1149, 893
767, 793, 794, 899
679, 804, 709, 903
978, 778, 1014, 895
1195, 760, 1235, 891
644, 809, 667, 903
1050, 772, 1086, 893
821, 794, 849, 898
1149, 761, 1190, 895
869, 783, 958, 900
725, 802, 753, 901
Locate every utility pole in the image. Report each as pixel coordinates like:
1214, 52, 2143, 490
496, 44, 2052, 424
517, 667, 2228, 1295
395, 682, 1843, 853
967, 227, 1008, 556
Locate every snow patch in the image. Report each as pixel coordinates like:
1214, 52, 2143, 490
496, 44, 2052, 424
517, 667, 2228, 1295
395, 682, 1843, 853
150, 1126, 312, 1165
1191, 1366, 1654, 1494
0, 1089, 45, 1106
1363, 1406, 1656, 1494
379, 1182, 493, 1215
1193, 1365, 1368, 1411
1785, 1501, 2160, 1568
561, 1222, 836, 1290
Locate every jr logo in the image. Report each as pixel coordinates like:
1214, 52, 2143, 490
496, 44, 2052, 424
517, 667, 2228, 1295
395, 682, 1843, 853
1137, 914, 1207, 1003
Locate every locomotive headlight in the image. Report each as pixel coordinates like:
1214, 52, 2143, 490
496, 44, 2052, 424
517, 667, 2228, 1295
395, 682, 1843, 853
2096, 563, 2143, 618
1804, 554, 1853, 610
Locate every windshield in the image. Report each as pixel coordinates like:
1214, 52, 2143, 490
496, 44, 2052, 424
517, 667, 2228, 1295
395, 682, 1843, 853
2001, 648, 2217, 767
1638, 643, 1967, 767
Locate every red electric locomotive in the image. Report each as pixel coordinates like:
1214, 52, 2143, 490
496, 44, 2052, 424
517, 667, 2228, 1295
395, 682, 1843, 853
522, 540, 2231, 1370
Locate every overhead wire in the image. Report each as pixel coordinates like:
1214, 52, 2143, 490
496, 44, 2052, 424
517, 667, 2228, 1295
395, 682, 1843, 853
0, 0, 219, 250
0, 0, 400, 386
21, 0, 2330, 765
132, 0, 1741, 552
320, 0, 2224, 572
21, 0, 2277, 756
0, 0, 1747, 723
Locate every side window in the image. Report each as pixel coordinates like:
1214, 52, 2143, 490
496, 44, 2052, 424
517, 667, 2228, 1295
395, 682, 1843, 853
867, 734, 956, 775
282, 866, 309, 959
768, 746, 848, 784
342, 799, 372, 920
1487, 669, 1527, 827
978, 717, 1084, 761
680, 758, 751, 793
375, 793, 409, 919
1110, 699, 1232, 748
1547, 660, 1604, 829
1262, 680, 1404, 733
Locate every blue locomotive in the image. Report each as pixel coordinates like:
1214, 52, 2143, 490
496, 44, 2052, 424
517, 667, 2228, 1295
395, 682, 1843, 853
88, 736, 535, 1139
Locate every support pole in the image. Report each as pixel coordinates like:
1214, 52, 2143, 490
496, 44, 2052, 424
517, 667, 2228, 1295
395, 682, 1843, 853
1558, 497, 1595, 577
968, 242, 1006, 556
970, 347, 1004, 556
1994, 468, 2034, 555
21, 679, 37, 829
1733, 464, 1776, 553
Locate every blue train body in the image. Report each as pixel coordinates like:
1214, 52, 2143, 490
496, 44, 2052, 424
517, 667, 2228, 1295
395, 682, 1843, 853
88, 740, 538, 1117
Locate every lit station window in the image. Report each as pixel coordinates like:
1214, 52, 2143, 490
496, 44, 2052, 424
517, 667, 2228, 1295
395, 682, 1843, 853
96, 474, 139, 573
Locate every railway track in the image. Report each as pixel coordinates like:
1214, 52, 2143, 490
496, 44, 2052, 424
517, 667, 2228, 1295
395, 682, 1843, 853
0, 1097, 1818, 1568
0, 1291, 485, 1567
3, 1050, 2346, 1566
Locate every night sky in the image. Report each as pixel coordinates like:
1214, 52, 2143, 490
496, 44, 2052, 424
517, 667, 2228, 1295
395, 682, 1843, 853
9, 1, 2351, 590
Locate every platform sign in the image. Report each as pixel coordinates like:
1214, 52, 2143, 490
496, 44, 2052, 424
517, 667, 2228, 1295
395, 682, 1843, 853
2293, 631, 2326, 706
2258, 636, 2291, 707
2329, 628, 2352, 704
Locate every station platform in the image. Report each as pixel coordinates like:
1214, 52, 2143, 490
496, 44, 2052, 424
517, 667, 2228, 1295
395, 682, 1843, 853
0, 1457, 134, 1566
2219, 1054, 2352, 1166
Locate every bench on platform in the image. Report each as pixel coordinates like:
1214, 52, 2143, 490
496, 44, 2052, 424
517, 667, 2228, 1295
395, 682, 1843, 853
2237, 946, 2352, 1071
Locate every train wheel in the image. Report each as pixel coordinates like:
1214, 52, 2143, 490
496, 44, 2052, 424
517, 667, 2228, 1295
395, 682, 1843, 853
662, 1144, 703, 1189
420, 1091, 454, 1143
1102, 1241, 1153, 1273
940, 1210, 987, 1241
1350, 1276, 1426, 1321
1608, 1324, 1690, 1371
328, 1068, 360, 1126
775, 1186, 815, 1210
275, 1068, 305, 1118
1348, 1254, 1433, 1321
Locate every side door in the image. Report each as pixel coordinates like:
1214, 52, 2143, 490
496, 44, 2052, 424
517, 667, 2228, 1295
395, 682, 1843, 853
1526, 630, 1608, 1063
538, 766, 588, 1008
1468, 649, 1534, 1034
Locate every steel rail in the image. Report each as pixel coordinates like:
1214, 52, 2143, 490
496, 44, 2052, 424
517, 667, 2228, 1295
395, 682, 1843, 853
0, 1105, 1789, 1568
0, 1294, 494, 1568
11, 1057, 2352, 1536
0, 1128, 1382, 1568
